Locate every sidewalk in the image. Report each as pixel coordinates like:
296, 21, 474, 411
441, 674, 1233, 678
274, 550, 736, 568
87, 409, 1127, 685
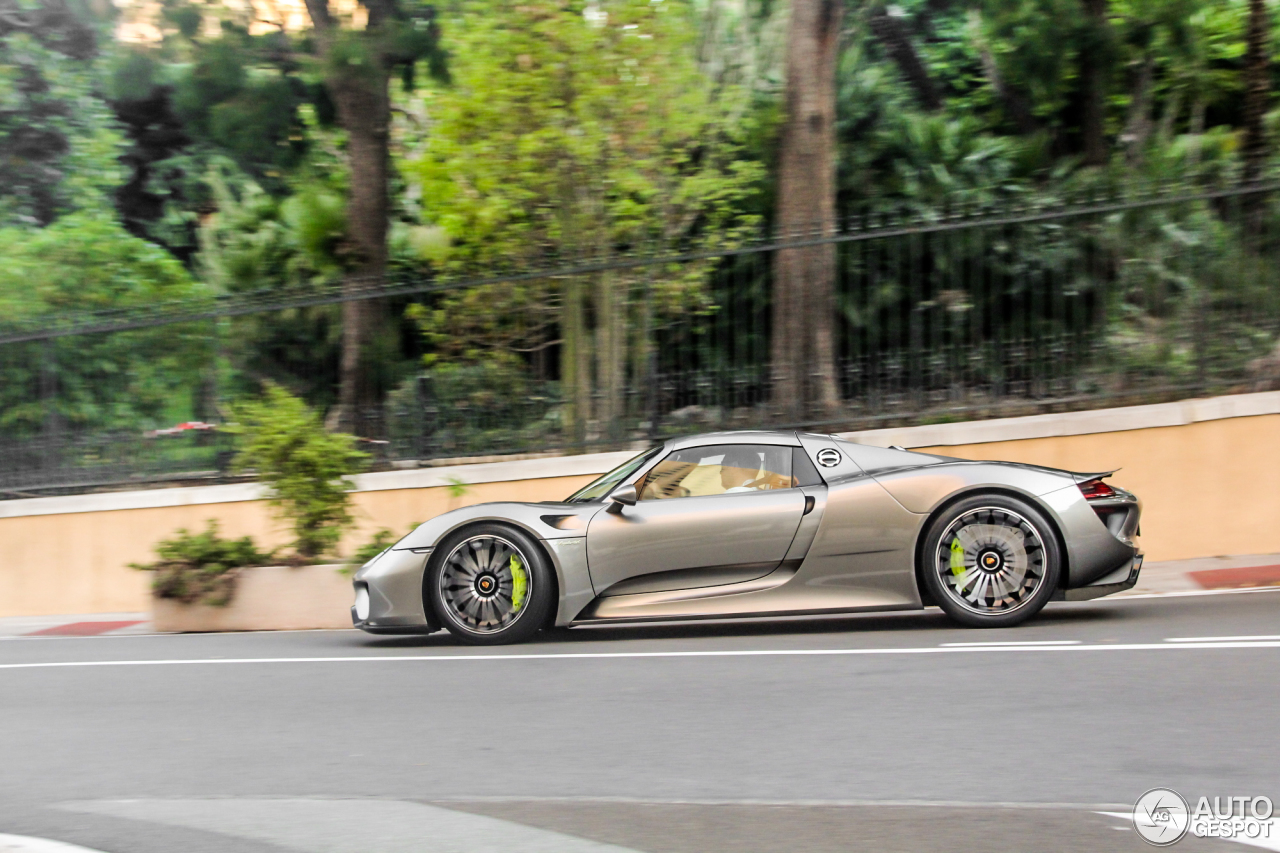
0, 613, 150, 638
1122, 553, 1280, 596
1, 555, 1277, 638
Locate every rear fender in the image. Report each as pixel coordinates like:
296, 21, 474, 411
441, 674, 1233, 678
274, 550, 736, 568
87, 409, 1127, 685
871, 461, 1134, 589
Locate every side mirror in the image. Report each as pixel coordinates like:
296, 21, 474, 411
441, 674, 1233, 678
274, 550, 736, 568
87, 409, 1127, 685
609, 484, 638, 506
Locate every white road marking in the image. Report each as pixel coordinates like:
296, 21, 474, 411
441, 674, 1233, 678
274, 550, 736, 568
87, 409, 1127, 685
429, 794, 1131, 809
942, 640, 1081, 647
1, 640, 1279, 672
1166, 635, 1280, 643
0, 835, 110, 853
62, 798, 642, 853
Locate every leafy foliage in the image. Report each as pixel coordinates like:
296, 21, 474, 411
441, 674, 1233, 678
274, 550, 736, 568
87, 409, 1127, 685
386, 359, 561, 456
4, 0, 1280, 459
105, 1, 334, 258
407, 0, 764, 439
0, 214, 212, 437
131, 520, 271, 606
0, 0, 123, 227
229, 383, 368, 558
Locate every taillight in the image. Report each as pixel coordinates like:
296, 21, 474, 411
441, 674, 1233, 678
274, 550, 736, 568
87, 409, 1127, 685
1078, 478, 1116, 500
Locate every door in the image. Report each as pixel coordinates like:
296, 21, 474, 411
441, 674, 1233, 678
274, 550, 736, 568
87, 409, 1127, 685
585, 444, 807, 595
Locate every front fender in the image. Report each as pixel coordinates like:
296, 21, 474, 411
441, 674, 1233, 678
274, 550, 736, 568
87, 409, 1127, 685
387, 501, 604, 629
393, 501, 602, 551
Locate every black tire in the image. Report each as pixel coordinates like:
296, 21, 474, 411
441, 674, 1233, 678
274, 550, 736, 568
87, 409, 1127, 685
920, 493, 1061, 628
425, 522, 556, 645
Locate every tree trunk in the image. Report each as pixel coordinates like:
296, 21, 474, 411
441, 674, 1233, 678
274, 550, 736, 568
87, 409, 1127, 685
867, 5, 941, 111
1122, 54, 1155, 166
332, 80, 391, 438
1156, 87, 1182, 146
975, 39, 1038, 135
1188, 96, 1206, 166
772, 0, 842, 421
303, 0, 392, 439
1243, 0, 1272, 185
594, 269, 625, 441
560, 275, 590, 446
1079, 0, 1111, 167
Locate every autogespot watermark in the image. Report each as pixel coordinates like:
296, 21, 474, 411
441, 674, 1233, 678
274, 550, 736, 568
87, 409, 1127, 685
1132, 788, 1275, 846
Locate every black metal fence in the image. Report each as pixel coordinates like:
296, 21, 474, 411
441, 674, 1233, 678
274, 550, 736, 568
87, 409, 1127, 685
3, 182, 1279, 497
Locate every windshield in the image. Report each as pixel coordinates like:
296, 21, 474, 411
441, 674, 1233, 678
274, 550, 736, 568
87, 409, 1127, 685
564, 446, 662, 503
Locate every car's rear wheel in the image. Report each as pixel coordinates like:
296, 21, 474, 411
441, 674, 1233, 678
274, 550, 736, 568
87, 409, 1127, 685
426, 523, 555, 645
921, 494, 1061, 628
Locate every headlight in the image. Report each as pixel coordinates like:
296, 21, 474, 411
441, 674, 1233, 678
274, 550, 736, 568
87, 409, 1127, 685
354, 585, 370, 621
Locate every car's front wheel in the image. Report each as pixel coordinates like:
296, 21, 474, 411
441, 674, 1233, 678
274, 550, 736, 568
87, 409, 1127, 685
426, 523, 556, 645
921, 494, 1061, 628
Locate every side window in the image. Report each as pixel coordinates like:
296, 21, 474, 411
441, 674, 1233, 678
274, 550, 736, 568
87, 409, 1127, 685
639, 445, 794, 500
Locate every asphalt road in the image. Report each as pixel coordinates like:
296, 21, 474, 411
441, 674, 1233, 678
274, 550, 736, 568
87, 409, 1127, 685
1, 590, 1278, 853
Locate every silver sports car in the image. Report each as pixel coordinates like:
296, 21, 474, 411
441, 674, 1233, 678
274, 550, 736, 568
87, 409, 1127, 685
352, 430, 1142, 644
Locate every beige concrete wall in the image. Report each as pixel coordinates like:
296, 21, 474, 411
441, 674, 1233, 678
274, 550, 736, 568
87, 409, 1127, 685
917, 412, 1280, 563
0, 474, 595, 618
2, 403, 1277, 618
152, 565, 361, 632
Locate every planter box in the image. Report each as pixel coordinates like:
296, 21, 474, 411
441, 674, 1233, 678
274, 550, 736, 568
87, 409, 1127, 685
152, 564, 354, 632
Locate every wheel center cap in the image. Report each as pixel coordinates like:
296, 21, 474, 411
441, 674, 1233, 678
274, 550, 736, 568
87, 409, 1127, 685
475, 574, 498, 596
979, 551, 1003, 572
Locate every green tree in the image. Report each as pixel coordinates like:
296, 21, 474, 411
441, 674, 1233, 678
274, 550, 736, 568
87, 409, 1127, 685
194, 165, 347, 407
0, 0, 123, 226
408, 0, 762, 441
106, 6, 319, 260
0, 214, 211, 437
1241, 0, 1272, 184
300, 0, 446, 438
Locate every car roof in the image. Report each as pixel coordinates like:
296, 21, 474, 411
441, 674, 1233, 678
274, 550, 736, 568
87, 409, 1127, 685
662, 430, 807, 451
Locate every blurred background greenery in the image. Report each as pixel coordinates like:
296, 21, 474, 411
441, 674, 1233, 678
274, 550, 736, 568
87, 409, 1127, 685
2, 0, 1279, 492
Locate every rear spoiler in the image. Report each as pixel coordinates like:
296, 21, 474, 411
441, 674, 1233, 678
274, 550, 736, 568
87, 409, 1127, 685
1071, 469, 1118, 484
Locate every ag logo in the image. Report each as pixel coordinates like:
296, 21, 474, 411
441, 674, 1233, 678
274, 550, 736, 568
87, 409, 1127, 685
815, 448, 841, 468
1133, 788, 1190, 846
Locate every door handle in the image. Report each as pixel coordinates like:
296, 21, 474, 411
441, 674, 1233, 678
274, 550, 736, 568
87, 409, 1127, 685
803, 496, 816, 515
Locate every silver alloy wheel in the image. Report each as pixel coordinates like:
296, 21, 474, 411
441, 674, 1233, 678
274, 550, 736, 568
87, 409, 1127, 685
934, 506, 1047, 615
438, 534, 534, 634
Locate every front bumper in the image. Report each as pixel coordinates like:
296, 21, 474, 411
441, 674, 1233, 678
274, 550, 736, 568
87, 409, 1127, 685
1054, 554, 1143, 602
351, 603, 438, 635
351, 548, 440, 635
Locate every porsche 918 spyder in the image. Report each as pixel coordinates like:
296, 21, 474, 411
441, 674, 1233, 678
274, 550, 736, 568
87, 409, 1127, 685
352, 430, 1142, 644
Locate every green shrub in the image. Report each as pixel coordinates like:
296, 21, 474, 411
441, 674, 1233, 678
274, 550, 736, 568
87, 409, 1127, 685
131, 521, 271, 606
228, 383, 368, 559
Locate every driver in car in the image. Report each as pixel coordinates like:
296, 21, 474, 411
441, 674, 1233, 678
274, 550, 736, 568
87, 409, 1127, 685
720, 446, 764, 493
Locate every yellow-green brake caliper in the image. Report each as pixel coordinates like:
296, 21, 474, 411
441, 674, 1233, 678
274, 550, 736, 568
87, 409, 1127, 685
949, 538, 967, 576
510, 554, 528, 612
